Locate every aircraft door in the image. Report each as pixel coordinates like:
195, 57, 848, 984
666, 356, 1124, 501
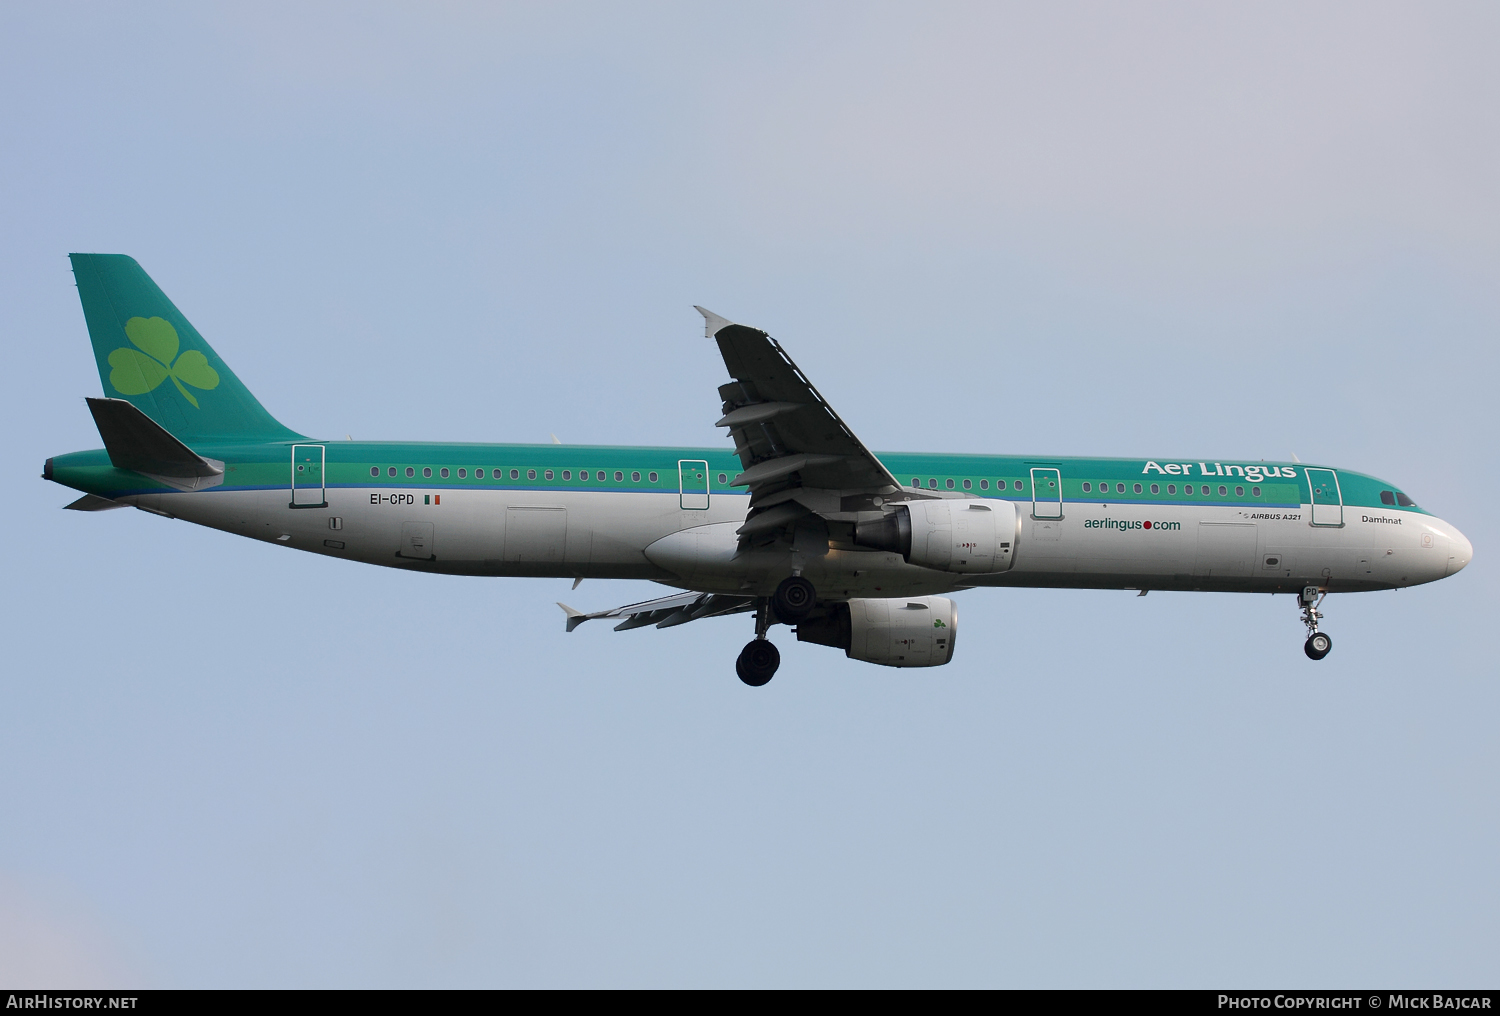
679, 459, 709, 510
1030, 468, 1062, 519
1306, 468, 1343, 527
290, 444, 326, 508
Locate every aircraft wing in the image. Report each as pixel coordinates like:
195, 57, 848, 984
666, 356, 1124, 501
558, 590, 756, 632
695, 307, 907, 541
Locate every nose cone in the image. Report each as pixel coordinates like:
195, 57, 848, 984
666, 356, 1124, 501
1447, 525, 1474, 576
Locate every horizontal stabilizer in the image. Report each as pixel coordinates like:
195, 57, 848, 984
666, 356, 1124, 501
65, 493, 125, 511
86, 397, 225, 491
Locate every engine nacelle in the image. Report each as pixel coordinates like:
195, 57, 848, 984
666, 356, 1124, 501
796, 595, 957, 668
854, 499, 1015, 573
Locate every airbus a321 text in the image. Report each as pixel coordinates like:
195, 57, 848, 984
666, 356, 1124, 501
45, 255, 1473, 685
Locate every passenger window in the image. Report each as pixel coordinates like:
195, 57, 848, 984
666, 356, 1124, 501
511, 469, 520, 480
1082, 482, 1091, 492
615, 471, 623, 481
423, 467, 432, 478
440, 468, 449, 478
388, 467, 397, 477
1150, 483, 1159, 494
527, 469, 537, 480
1218, 485, 1227, 496
1251, 486, 1260, 497
963, 479, 971, 489
598, 471, 606, 481
632, 471, 641, 482
456, 468, 465, 478
578, 470, 587, 481
1380, 490, 1396, 505
1184, 484, 1193, 496
1116, 483, 1125, 494
945, 479, 954, 489
718, 473, 727, 484
1396, 492, 1416, 507
406, 467, 415, 478
649, 471, 658, 482
1167, 484, 1176, 495
980, 479, 988, 490
1235, 485, 1244, 497
1015, 480, 1024, 490
370, 467, 379, 477
1133, 483, 1142, 494
545, 470, 554, 480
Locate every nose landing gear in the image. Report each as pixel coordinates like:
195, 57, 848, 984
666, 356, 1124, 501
1305, 631, 1332, 660
1299, 586, 1332, 660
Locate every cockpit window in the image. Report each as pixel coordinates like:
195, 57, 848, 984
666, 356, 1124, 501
1380, 490, 1396, 505
1396, 492, 1416, 507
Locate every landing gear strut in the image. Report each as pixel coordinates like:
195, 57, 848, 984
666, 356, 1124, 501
1299, 586, 1332, 660
737, 599, 780, 687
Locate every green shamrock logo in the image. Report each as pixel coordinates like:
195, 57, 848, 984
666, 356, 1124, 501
108, 316, 220, 408
933, 618, 947, 628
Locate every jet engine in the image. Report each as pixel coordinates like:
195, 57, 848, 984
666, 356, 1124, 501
854, 499, 1015, 573
796, 595, 957, 667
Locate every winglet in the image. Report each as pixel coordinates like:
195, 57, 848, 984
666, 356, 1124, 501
557, 602, 587, 633
694, 306, 733, 338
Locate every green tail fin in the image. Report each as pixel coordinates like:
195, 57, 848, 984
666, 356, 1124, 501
69, 254, 302, 444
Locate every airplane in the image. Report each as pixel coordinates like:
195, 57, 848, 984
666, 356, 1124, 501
44, 254, 1473, 686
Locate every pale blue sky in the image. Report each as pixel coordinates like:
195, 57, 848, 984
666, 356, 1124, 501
1, 1, 1496, 987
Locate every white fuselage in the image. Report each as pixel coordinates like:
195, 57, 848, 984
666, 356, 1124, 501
134, 485, 1470, 598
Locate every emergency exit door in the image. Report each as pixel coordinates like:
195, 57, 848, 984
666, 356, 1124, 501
1306, 468, 1343, 527
679, 459, 710, 510
1030, 467, 1062, 519
290, 444, 326, 508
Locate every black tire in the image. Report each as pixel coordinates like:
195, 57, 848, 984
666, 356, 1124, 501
1304, 632, 1332, 660
772, 576, 816, 622
736, 639, 780, 687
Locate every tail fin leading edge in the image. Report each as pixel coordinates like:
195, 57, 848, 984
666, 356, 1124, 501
70, 254, 302, 444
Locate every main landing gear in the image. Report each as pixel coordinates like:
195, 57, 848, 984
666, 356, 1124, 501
736, 640, 780, 687
1299, 585, 1333, 661
772, 576, 816, 622
737, 578, 819, 687
737, 598, 782, 687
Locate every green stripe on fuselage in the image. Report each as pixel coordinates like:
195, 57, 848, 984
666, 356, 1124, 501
43, 443, 1430, 514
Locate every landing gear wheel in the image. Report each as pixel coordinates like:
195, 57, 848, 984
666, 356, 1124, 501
1304, 632, 1332, 661
772, 576, 816, 622
1298, 586, 1331, 660
736, 639, 780, 687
